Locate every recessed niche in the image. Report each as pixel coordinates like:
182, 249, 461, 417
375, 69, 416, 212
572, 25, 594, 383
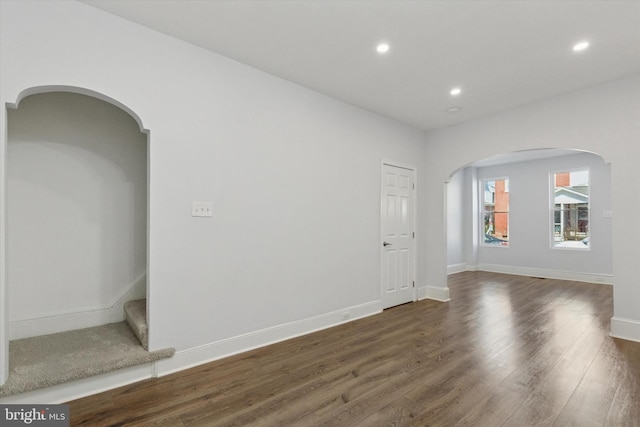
7, 91, 148, 339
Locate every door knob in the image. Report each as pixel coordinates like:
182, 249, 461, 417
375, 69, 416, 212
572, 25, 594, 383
383, 241, 392, 246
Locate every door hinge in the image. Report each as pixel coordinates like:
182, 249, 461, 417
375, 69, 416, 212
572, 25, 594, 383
413, 281, 415, 288
412, 183, 415, 190
412, 232, 415, 238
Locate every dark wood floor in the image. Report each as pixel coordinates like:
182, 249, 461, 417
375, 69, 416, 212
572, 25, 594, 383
68, 272, 640, 426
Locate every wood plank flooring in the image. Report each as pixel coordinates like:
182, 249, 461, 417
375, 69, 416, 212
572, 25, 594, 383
67, 272, 640, 426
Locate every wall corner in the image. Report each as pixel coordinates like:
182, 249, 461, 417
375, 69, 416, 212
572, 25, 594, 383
610, 316, 640, 343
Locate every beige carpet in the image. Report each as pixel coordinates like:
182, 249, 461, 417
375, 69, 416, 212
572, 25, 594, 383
0, 322, 174, 397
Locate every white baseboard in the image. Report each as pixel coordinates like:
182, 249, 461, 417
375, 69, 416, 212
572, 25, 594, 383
0, 362, 154, 404
610, 316, 640, 343
9, 273, 146, 340
447, 263, 467, 275
476, 263, 613, 285
421, 286, 450, 302
155, 300, 381, 377
1, 300, 381, 403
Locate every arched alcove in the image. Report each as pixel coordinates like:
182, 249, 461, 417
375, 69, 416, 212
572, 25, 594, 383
2, 87, 153, 392
445, 148, 613, 284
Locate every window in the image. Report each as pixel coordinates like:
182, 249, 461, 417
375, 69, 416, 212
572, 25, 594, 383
482, 178, 509, 246
552, 170, 589, 248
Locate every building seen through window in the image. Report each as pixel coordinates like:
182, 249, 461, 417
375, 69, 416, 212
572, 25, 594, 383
483, 178, 509, 246
553, 170, 589, 248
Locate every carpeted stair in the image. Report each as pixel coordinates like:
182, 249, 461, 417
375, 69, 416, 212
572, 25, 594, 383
124, 298, 148, 350
0, 303, 174, 398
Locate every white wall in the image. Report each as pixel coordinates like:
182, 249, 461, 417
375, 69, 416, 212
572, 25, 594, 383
1, 0, 638, 400
0, 0, 429, 389
446, 170, 465, 273
462, 167, 479, 268
449, 152, 612, 282
7, 92, 147, 339
426, 75, 640, 342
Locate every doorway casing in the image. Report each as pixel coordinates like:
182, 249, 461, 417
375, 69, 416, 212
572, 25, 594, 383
380, 159, 417, 309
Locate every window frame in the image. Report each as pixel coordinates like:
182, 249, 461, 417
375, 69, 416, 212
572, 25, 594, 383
550, 168, 590, 251
481, 176, 510, 248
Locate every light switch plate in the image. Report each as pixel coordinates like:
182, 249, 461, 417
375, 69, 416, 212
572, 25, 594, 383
192, 201, 213, 217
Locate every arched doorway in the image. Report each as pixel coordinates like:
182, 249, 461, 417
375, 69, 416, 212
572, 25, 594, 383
445, 148, 613, 283
2, 87, 151, 389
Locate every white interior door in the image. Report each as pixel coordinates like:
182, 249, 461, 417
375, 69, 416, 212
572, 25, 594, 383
381, 163, 416, 309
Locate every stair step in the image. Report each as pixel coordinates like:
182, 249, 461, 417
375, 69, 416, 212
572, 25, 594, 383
0, 322, 174, 397
124, 298, 148, 350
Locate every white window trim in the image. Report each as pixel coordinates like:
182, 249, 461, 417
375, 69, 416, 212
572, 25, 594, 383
550, 167, 591, 251
480, 176, 510, 248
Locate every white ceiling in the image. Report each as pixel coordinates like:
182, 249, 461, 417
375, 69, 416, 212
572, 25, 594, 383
83, 0, 640, 132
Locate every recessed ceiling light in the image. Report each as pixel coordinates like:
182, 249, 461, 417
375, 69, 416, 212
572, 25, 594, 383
447, 106, 462, 113
376, 43, 390, 54
450, 87, 462, 96
572, 41, 590, 52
